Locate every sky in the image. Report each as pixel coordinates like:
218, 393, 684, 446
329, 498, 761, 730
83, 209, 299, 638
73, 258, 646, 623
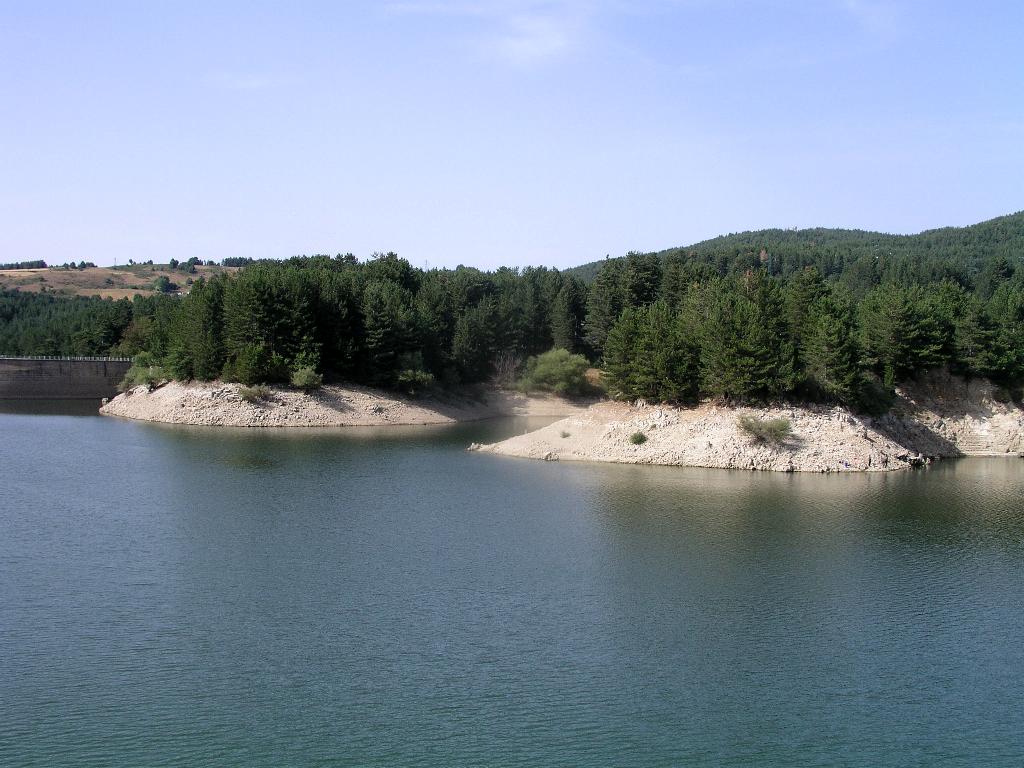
1, 1, 1022, 270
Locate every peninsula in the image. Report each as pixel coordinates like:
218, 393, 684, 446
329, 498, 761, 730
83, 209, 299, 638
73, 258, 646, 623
4, 212, 1024, 476
472, 372, 1023, 473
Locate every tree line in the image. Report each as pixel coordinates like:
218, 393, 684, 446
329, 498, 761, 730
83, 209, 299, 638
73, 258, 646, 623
595, 261, 1023, 410
1, 212, 1022, 409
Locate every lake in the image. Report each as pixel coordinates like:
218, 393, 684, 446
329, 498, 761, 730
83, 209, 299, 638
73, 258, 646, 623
2, 405, 1023, 767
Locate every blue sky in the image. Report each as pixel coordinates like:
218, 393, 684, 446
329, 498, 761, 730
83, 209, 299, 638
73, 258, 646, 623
1, 1, 1021, 269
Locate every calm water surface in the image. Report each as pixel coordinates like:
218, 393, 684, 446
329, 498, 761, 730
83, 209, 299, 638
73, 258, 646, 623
2, 406, 1023, 767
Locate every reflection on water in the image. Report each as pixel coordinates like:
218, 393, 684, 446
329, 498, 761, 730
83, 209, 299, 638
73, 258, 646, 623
1, 411, 1023, 767
0, 398, 103, 416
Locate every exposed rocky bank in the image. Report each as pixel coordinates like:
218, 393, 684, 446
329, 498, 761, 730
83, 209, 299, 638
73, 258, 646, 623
472, 373, 1024, 472
100, 380, 586, 427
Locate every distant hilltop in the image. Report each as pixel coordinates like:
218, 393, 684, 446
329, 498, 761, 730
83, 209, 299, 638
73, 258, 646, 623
567, 211, 1024, 283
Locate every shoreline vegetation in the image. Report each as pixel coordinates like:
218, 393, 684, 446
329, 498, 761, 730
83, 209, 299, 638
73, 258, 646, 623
7, 212, 1024, 471
100, 380, 588, 427
471, 372, 1024, 472
99, 371, 1024, 473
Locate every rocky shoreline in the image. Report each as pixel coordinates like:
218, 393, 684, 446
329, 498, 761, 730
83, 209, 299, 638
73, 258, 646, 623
100, 380, 586, 427
100, 374, 1024, 472
471, 373, 1024, 472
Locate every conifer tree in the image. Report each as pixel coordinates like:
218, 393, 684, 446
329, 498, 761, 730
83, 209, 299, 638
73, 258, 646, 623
584, 259, 625, 356
803, 291, 861, 404
452, 296, 499, 382
361, 280, 415, 386
550, 277, 586, 353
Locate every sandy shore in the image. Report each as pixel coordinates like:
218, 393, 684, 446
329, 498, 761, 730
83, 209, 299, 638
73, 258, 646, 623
472, 373, 1024, 472
100, 380, 586, 427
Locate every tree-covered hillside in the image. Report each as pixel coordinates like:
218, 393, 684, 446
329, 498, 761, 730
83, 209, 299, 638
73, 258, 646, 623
569, 211, 1024, 293
2, 211, 1022, 410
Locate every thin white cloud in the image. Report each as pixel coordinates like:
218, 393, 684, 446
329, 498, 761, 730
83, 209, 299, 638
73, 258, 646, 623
840, 0, 903, 39
384, 0, 593, 68
489, 10, 579, 66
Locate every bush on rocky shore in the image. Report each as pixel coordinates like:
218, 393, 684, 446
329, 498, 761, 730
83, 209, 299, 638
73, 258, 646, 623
737, 415, 792, 444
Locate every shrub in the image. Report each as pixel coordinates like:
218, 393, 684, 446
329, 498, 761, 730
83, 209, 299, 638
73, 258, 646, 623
737, 415, 792, 444
239, 384, 273, 402
290, 365, 323, 391
153, 275, 176, 293
395, 352, 435, 396
119, 354, 168, 391
630, 431, 647, 445
517, 348, 590, 396
396, 368, 434, 396
560, 430, 571, 438
223, 345, 288, 386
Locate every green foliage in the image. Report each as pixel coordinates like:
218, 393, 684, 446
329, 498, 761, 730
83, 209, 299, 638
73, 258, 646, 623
629, 431, 647, 445
396, 368, 434, 395
0, 290, 134, 356
238, 384, 273, 402
119, 353, 168, 391
569, 211, 1024, 294
361, 280, 415, 386
517, 348, 590, 396
698, 273, 796, 401
5, 210, 1024, 410
737, 415, 792, 444
622, 251, 662, 307
395, 351, 434, 395
550, 278, 586, 353
224, 344, 287, 386
801, 290, 863, 404
290, 365, 323, 391
859, 284, 948, 385
603, 301, 699, 403
452, 297, 499, 382
584, 259, 625, 356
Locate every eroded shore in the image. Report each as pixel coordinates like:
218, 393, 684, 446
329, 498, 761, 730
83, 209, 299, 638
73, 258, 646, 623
101, 374, 1024, 472
472, 373, 1024, 472
100, 380, 587, 427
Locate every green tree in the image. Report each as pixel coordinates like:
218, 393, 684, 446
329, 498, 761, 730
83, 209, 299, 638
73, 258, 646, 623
550, 276, 586, 353
452, 297, 499, 382
698, 273, 796, 401
518, 348, 590, 396
361, 280, 415, 386
603, 302, 698, 402
859, 284, 946, 385
802, 290, 862, 404
584, 259, 625, 356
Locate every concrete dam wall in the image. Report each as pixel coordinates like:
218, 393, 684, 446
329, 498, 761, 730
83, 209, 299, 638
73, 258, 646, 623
0, 357, 131, 399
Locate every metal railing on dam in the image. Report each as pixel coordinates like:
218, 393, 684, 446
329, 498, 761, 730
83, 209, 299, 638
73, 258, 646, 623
0, 355, 132, 362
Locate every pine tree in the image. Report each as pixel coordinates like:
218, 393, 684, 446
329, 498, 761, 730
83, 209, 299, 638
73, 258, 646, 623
602, 307, 641, 400
638, 301, 698, 402
550, 277, 586, 353
803, 291, 862, 404
622, 251, 662, 307
699, 273, 796, 401
361, 280, 415, 386
584, 259, 625, 356
784, 266, 828, 358
452, 296, 499, 382
860, 284, 947, 384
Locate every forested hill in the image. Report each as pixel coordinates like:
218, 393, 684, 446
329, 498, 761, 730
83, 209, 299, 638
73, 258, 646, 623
3, 210, 1024, 412
568, 211, 1024, 287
